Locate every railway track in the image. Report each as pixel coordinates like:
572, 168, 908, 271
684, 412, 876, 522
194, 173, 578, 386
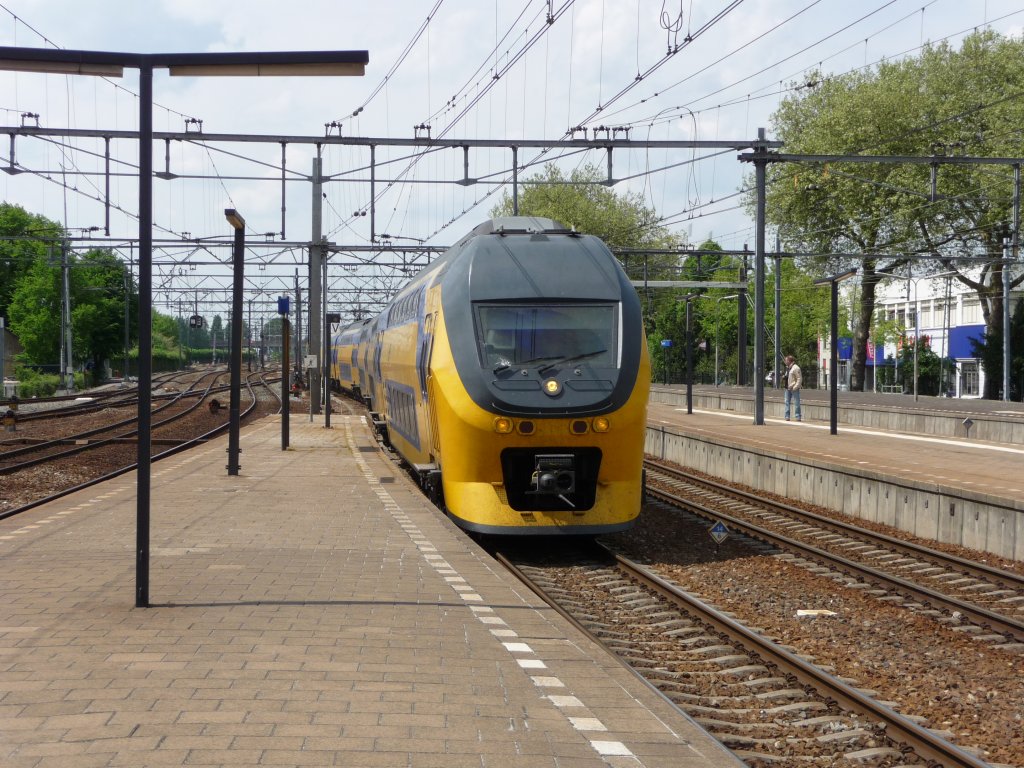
645, 458, 1024, 652
0, 371, 188, 421
498, 542, 997, 767
0, 371, 280, 521
0, 370, 224, 472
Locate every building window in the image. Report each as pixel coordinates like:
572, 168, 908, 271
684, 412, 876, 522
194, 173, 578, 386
961, 361, 979, 396
962, 299, 982, 324
919, 303, 931, 328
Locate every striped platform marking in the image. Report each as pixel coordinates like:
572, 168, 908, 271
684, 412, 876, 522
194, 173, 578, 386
340, 415, 641, 764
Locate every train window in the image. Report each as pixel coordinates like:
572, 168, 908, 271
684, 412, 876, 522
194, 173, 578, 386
475, 303, 618, 369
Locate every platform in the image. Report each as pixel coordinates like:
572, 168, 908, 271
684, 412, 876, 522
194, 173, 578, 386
647, 399, 1024, 561
0, 415, 740, 768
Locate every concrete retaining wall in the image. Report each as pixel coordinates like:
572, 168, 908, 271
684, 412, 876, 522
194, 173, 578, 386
645, 425, 1024, 562
650, 388, 1024, 445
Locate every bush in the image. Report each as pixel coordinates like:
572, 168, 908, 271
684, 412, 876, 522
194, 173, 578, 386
13, 367, 61, 398
11, 367, 88, 398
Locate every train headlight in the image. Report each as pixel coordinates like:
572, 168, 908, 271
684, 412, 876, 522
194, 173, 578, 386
517, 420, 535, 435
542, 378, 562, 396
592, 417, 610, 432
570, 420, 588, 434
493, 417, 514, 434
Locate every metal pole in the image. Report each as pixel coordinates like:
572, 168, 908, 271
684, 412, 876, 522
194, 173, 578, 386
685, 299, 693, 414
136, 59, 153, 608
62, 239, 74, 391
714, 315, 720, 387
1, 316, 6, 386
123, 254, 130, 383
282, 315, 290, 450
753, 128, 767, 424
1004, 237, 1012, 402
294, 272, 302, 380
737, 246, 748, 386
830, 280, 839, 435
913, 277, 920, 402
774, 231, 782, 388
512, 146, 519, 215
177, 299, 183, 369
940, 275, 951, 396
309, 155, 322, 415
1010, 165, 1020, 402
247, 299, 252, 373
227, 215, 244, 476
323, 252, 331, 429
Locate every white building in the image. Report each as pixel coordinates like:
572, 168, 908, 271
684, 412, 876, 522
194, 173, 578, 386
863, 271, 1017, 398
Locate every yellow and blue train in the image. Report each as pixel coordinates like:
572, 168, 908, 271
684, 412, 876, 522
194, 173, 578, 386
330, 216, 650, 535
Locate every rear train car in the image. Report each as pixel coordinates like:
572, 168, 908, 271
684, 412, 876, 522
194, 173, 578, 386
345, 216, 650, 535
329, 320, 367, 398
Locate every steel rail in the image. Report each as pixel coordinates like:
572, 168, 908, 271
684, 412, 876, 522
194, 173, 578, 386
0, 371, 222, 469
0, 371, 185, 414
493, 546, 748, 767
646, 483, 1024, 644
604, 545, 993, 768
645, 458, 1024, 588
0, 373, 267, 522
10, 384, 186, 423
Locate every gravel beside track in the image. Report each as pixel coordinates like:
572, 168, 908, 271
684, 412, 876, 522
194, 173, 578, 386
602, 503, 1024, 766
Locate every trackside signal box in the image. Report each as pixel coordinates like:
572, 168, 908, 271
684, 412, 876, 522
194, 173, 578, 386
277, 296, 290, 315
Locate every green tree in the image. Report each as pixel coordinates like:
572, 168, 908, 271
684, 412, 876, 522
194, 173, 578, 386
0, 203, 62, 322
72, 249, 135, 376
757, 30, 1024, 396
490, 162, 684, 282
491, 162, 676, 247
210, 315, 224, 361
152, 311, 180, 354
970, 298, 1024, 400
7, 257, 62, 366
491, 162, 684, 381
897, 336, 948, 397
8, 243, 136, 379
773, 257, 835, 375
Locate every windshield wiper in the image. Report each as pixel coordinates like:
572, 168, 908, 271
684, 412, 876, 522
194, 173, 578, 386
492, 348, 608, 374
536, 349, 607, 375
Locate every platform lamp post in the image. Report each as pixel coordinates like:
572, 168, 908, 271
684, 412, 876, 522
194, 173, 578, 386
0, 45, 368, 608
676, 294, 699, 414
224, 208, 245, 476
814, 268, 857, 435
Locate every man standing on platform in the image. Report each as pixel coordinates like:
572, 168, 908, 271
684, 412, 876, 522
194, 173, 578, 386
784, 354, 802, 421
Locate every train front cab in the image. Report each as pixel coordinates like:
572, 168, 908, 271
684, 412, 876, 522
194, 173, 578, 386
426, 303, 650, 536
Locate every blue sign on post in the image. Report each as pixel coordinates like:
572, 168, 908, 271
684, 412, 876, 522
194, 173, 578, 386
660, 339, 673, 347
277, 296, 290, 315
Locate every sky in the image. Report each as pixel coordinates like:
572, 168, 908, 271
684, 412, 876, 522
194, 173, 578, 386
0, 0, 1022, 320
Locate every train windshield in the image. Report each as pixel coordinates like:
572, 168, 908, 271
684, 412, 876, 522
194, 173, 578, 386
475, 303, 619, 370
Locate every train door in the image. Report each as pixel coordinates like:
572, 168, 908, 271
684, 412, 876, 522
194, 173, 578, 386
418, 312, 439, 459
